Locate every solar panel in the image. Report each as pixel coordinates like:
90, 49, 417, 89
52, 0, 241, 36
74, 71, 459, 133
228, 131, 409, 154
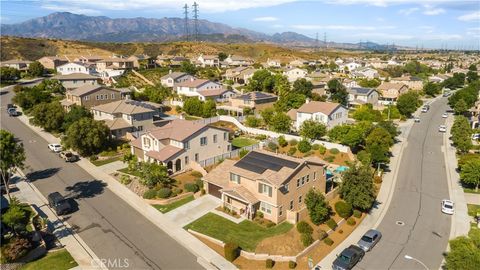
234, 151, 299, 173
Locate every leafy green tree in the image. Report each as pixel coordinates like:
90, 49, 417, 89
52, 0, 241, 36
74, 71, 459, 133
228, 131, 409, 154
444, 235, 480, 270
247, 69, 274, 92
293, 78, 313, 97
273, 75, 291, 97
12, 86, 52, 112
358, 78, 381, 88
328, 61, 338, 71
0, 130, 26, 199
180, 61, 197, 75
448, 81, 480, 109
27, 61, 45, 77
218, 52, 228, 61
123, 152, 139, 172
352, 104, 382, 122
467, 64, 479, 83
260, 107, 276, 126
142, 85, 172, 103
139, 162, 173, 188
298, 140, 312, 153
274, 92, 306, 112
460, 159, 480, 192
270, 112, 291, 133
2, 198, 26, 235
30, 102, 65, 132
299, 119, 326, 140
396, 91, 420, 117
62, 118, 110, 156
451, 116, 472, 154
202, 99, 216, 117
63, 105, 92, 131
339, 164, 376, 211
423, 82, 441, 97
327, 79, 348, 106
245, 116, 262, 127
183, 97, 203, 116
0, 66, 20, 81
376, 121, 398, 139
304, 188, 331, 225
40, 79, 65, 95
365, 127, 393, 164
328, 122, 373, 149
443, 72, 466, 89
454, 99, 468, 115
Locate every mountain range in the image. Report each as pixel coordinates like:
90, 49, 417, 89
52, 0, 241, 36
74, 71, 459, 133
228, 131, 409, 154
1, 12, 396, 50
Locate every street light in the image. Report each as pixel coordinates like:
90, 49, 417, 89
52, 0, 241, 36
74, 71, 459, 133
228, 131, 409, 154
404, 255, 429, 270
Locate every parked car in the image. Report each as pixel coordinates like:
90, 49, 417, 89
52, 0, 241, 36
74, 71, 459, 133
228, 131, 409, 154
47, 192, 72, 215
471, 133, 480, 140
421, 105, 430, 113
332, 245, 365, 270
6, 104, 15, 110
441, 199, 454, 215
414, 117, 420, 123
442, 113, 448, 118
7, 108, 18, 117
438, 125, 447, 133
59, 151, 78, 162
357, 229, 382, 252
48, 143, 62, 153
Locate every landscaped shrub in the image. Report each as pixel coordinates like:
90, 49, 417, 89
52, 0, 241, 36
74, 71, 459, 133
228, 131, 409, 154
317, 229, 328, 240
330, 148, 340, 155
339, 229, 343, 234
374, 175, 383, 184
326, 218, 337, 230
347, 217, 356, 226
256, 211, 264, 218
289, 260, 297, 269
268, 142, 278, 151
143, 189, 157, 199
288, 147, 297, 156
89, 155, 98, 161
323, 237, 334, 246
195, 179, 204, 188
312, 144, 320, 150
191, 171, 203, 178
301, 232, 314, 247
120, 175, 132, 185
264, 220, 275, 228
2, 237, 32, 262
296, 221, 313, 234
353, 209, 362, 218
289, 139, 298, 146
255, 134, 267, 140
239, 149, 250, 158
266, 258, 275, 268
318, 145, 327, 154
298, 140, 312, 153
304, 151, 313, 157
172, 187, 183, 195
324, 155, 335, 162
278, 135, 288, 147
224, 242, 239, 262
157, 187, 172, 199
201, 188, 206, 195
334, 201, 353, 218
184, 183, 200, 193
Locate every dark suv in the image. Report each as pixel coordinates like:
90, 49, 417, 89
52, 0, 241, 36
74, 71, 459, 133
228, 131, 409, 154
332, 245, 365, 270
47, 192, 72, 215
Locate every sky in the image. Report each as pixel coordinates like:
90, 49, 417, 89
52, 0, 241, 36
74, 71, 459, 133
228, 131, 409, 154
1, 0, 479, 49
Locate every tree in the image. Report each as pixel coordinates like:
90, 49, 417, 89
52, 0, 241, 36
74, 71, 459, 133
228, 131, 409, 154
2, 198, 26, 235
352, 104, 382, 122
247, 69, 274, 92
63, 105, 92, 131
180, 61, 197, 75
202, 99, 216, 117
396, 91, 420, 117
293, 78, 313, 97
448, 81, 480, 109
451, 116, 472, 153
365, 127, 394, 164
260, 107, 276, 126
27, 61, 45, 77
245, 116, 262, 128
304, 188, 331, 225
274, 92, 306, 112
62, 118, 110, 156
183, 97, 203, 116
376, 121, 398, 139
0, 66, 20, 82
40, 79, 65, 95
339, 164, 376, 211
467, 70, 479, 83
327, 79, 348, 106
139, 162, 173, 188
218, 52, 228, 61
443, 72, 465, 89
460, 159, 480, 192
358, 78, 381, 88
423, 82, 441, 97
0, 130, 26, 199
270, 112, 291, 133
143, 85, 172, 103
328, 122, 373, 149
30, 102, 65, 132
444, 235, 480, 270
454, 99, 468, 115
299, 119, 326, 140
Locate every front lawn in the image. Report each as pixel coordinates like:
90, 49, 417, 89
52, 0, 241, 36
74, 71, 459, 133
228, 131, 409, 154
90, 156, 122, 166
153, 195, 195, 213
185, 212, 293, 251
467, 204, 480, 217
118, 167, 142, 177
464, 187, 480, 194
21, 249, 78, 270
231, 137, 258, 148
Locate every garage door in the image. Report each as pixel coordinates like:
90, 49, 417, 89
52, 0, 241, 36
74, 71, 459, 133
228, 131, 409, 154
208, 183, 222, 198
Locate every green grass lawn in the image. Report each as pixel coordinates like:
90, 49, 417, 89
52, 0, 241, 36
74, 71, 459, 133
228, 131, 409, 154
184, 115, 202, 120
153, 195, 195, 213
21, 249, 78, 270
464, 187, 480, 194
184, 212, 293, 251
231, 137, 258, 148
118, 167, 142, 177
467, 204, 480, 217
90, 156, 122, 166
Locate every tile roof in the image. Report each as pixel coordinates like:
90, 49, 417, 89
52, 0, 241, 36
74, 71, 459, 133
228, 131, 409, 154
102, 118, 132, 130
176, 79, 212, 88
222, 186, 259, 204
161, 72, 189, 80
377, 82, 407, 91
197, 88, 230, 97
146, 146, 185, 162
52, 73, 99, 80
233, 91, 277, 101
146, 119, 208, 142
296, 101, 342, 115
69, 85, 122, 97
91, 99, 161, 114
1, 59, 32, 64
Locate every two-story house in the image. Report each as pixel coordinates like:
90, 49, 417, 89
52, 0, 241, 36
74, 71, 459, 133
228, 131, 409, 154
224, 55, 253, 67
225, 67, 257, 84
288, 101, 348, 130
91, 99, 162, 138
1, 60, 32, 71
197, 55, 220, 67
283, 67, 308, 82
74, 56, 104, 64
351, 67, 379, 79
160, 71, 195, 87
56, 62, 97, 75
265, 58, 282, 68
229, 92, 278, 113
347, 87, 379, 107
390, 76, 424, 90
96, 58, 134, 72
289, 58, 308, 67
376, 82, 409, 104
60, 85, 129, 110
175, 78, 235, 102
339, 61, 361, 73
130, 119, 231, 173
37, 56, 68, 70
203, 150, 327, 224
52, 73, 99, 89
128, 54, 155, 69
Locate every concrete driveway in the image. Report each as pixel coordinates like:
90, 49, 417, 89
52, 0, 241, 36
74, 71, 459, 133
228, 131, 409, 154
164, 195, 221, 226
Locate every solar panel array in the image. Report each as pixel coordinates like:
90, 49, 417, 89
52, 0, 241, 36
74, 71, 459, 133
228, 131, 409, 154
234, 151, 299, 174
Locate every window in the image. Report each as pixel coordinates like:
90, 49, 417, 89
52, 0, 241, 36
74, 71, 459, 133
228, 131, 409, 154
297, 179, 300, 188
230, 173, 240, 184
111, 93, 115, 99
213, 134, 217, 143
200, 137, 207, 146
301, 176, 305, 185
260, 202, 272, 214
290, 200, 294, 210
224, 132, 228, 141
258, 183, 272, 197
96, 95, 100, 100
298, 196, 302, 204
184, 141, 190, 149
306, 174, 310, 183
313, 172, 317, 180
137, 126, 143, 131
195, 153, 199, 162
279, 206, 283, 216
284, 184, 289, 192
185, 156, 189, 164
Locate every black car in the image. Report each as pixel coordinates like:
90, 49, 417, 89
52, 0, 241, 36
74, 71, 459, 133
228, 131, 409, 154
47, 192, 72, 215
332, 245, 365, 270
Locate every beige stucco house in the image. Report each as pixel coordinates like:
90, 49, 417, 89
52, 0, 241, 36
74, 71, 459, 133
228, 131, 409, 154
52, 73, 99, 89
60, 85, 129, 110
390, 76, 424, 90
37, 56, 68, 70
288, 101, 348, 130
377, 82, 409, 104
1, 60, 32, 71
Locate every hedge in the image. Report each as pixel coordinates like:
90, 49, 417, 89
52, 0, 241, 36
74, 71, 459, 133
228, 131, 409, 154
334, 201, 353, 218
326, 218, 337, 230
224, 242, 239, 262
184, 183, 200, 193
301, 233, 314, 247
296, 221, 313, 234
353, 209, 362, 218
347, 217, 356, 226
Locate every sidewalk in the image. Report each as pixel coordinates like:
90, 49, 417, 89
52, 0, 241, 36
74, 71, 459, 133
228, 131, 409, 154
15, 111, 237, 270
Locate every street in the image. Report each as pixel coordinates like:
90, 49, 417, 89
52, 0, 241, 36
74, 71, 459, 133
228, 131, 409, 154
357, 97, 451, 270
1, 86, 201, 270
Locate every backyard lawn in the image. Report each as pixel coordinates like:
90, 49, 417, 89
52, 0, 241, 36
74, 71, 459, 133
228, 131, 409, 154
468, 204, 480, 217
154, 195, 195, 213
185, 212, 293, 251
231, 137, 258, 148
21, 249, 78, 270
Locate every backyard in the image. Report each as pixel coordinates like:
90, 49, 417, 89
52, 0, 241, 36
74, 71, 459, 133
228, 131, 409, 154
272, 143, 353, 166
231, 137, 258, 148
20, 249, 78, 270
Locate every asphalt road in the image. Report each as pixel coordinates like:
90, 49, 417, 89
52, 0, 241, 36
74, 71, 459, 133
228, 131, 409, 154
357, 98, 451, 270
1, 86, 201, 270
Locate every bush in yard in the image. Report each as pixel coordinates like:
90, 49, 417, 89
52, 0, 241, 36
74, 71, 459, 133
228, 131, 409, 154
374, 175, 383, 184
312, 144, 320, 150
347, 217, 356, 226
353, 210, 362, 218
143, 189, 157, 199
288, 147, 297, 156
318, 145, 327, 154
330, 148, 340, 155
317, 229, 328, 240
268, 142, 278, 151
2, 237, 32, 262
298, 140, 312, 153
278, 135, 288, 147
172, 187, 183, 195
324, 237, 334, 246
184, 183, 200, 193
256, 211, 264, 218
224, 242, 239, 262
157, 188, 172, 198
326, 218, 337, 230
289, 260, 297, 269
239, 149, 250, 158
289, 139, 298, 146
120, 175, 132, 185
255, 134, 267, 140
195, 179, 204, 189
266, 259, 275, 268
264, 220, 275, 228
334, 201, 353, 218
305, 189, 331, 225
301, 232, 314, 247
324, 155, 335, 162
201, 189, 206, 195
296, 221, 313, 234
191, 171, 203, 178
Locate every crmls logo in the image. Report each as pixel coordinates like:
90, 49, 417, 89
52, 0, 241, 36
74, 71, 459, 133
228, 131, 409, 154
91, 258, 130, 268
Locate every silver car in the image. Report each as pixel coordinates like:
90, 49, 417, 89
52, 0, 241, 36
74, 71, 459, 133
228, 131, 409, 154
357, 229, 382, 252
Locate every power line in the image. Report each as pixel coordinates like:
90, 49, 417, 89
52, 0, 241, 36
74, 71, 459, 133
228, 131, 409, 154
183, 3, 189, 41
192, 2, 199, 42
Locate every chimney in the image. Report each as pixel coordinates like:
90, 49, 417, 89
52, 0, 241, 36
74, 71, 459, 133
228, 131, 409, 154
169, 69, 172, 74
305, 98, 310, 104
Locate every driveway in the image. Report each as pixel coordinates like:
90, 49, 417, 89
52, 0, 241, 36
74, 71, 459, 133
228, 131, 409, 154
164, 195, 221, 226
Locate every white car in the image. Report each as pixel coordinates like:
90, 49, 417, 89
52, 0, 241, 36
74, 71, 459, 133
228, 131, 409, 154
48, 143, 62, 153
441, 199, 454, 215
414, 117, 420, 123
442, 113, 448, 118
439, 125, 447, 133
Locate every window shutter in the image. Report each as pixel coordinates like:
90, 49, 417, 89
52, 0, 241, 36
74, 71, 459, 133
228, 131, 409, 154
268, 186, 272, 197
258, 183, 262, 193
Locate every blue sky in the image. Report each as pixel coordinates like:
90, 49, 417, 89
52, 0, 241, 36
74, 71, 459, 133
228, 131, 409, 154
1, 0, 479, 49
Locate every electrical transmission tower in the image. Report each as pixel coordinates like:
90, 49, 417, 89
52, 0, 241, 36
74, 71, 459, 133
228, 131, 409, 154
323, 32, 327, 58
183, 4, 189, 41
315, 32, 319, 52
193, 2, 199, 42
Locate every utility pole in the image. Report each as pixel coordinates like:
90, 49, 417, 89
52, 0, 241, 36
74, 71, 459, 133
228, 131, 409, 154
183, 3, 189, 41
193, 2, 199, 42
323, 32, 327, 59
315, 32, 319, 53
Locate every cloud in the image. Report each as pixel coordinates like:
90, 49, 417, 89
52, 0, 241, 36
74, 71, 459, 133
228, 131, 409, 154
291, 24, 395, 31
423, 4, 445, 15
42, 4, 102, 15
458, 11, 480, 21
253, 16, 278, 22
399, 7, 419, 15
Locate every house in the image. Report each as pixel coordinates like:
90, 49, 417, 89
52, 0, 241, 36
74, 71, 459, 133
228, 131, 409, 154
1, 60, 32, 70
130, 119, 231, 173
229, 92, 278, 112
96, 58, 134, 72
266, 58, 282, 68
339, 62, 361, 73
74, 56, 104, 64
351, 67, 379, 79
128, 54, 155, 69
289, 58, 308, 67
225, 67, 256, 84
160, 71, 195, 87
347, 87, 379, 107
224, 55, 253, 66
367, 59, 388, 69
56, 62, 97, 75
283, 67, 308, 82
429, 74, 451, 83
37, 56, 68, 70
60, 85, 129, 110
288, 101, 348, 130
390, 76, 424, 90
376, 82, 408, 104
197, 55, 220, 67
91, 99, 162, 138
203, 149, 327, 224
342, 78, 360, 88
175, 78, 235, 102
51, 73, 99, 89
